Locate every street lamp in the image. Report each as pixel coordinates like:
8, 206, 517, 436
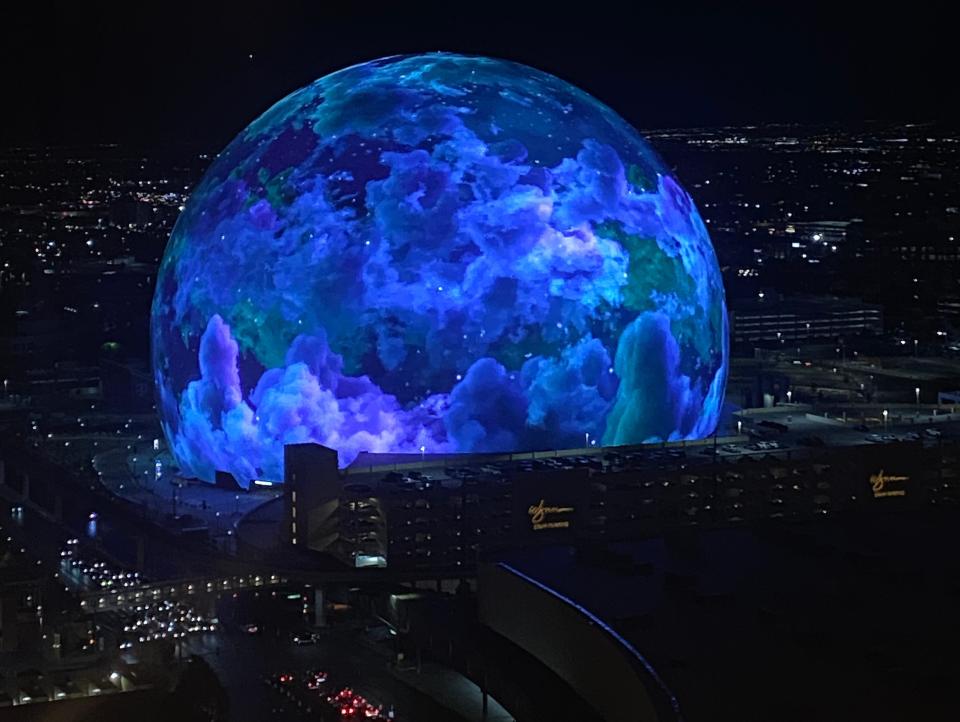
882, 409, 889, 429
786, 390, 792, 404
914, 339, 919, 357
915, 387, 920, 408
736, 420, 743, 435
585, 432, 590, 448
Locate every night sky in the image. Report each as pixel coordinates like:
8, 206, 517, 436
3, 3, 954, 148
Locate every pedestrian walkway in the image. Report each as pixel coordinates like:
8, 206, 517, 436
390, 660, 513, 722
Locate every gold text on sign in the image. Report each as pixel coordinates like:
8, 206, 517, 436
870, 470, 909, 498
528, 499, 574, 530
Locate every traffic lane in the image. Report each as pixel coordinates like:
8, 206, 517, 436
186, 629, 363, 722
252, 628, 462, 722
189, 632, 315, 722
184, 620, 461, 722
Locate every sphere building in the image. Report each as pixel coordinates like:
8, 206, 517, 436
150, 53, 728, 485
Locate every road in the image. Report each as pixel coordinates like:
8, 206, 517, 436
180, 607, 463, 722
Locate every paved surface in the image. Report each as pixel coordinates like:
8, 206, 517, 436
181, 614, 468, 722
94, 442, 278, 536
391, 660, 512, 722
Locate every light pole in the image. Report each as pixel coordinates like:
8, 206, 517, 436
915, 387, 920, 409
882, 409, 888, 429
914, 339, 918, 357
786, 390, 792, 404
584, 432, 590, 449
736, 420, 743, 435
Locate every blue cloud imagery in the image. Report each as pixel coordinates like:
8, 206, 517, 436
151, 53, 728, 485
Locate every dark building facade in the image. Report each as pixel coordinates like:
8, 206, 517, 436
730, 294, 883, 345
283, 428, 959, 572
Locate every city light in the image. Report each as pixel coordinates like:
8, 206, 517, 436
3, 26, 959, 722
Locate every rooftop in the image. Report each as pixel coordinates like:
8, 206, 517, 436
338, 404, 960, 494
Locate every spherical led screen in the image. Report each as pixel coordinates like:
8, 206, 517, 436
151, 53, 728, 485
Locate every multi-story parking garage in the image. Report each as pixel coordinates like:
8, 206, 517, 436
283, 407, 960, 571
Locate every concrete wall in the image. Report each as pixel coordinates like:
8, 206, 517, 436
478, 562, 681, 722
284, 443, 340, 547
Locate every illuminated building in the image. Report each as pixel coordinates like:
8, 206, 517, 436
729, 294, 882, 345
151, 53, 727, 486
282, 409, 959, 570
938, 296, 960, 319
